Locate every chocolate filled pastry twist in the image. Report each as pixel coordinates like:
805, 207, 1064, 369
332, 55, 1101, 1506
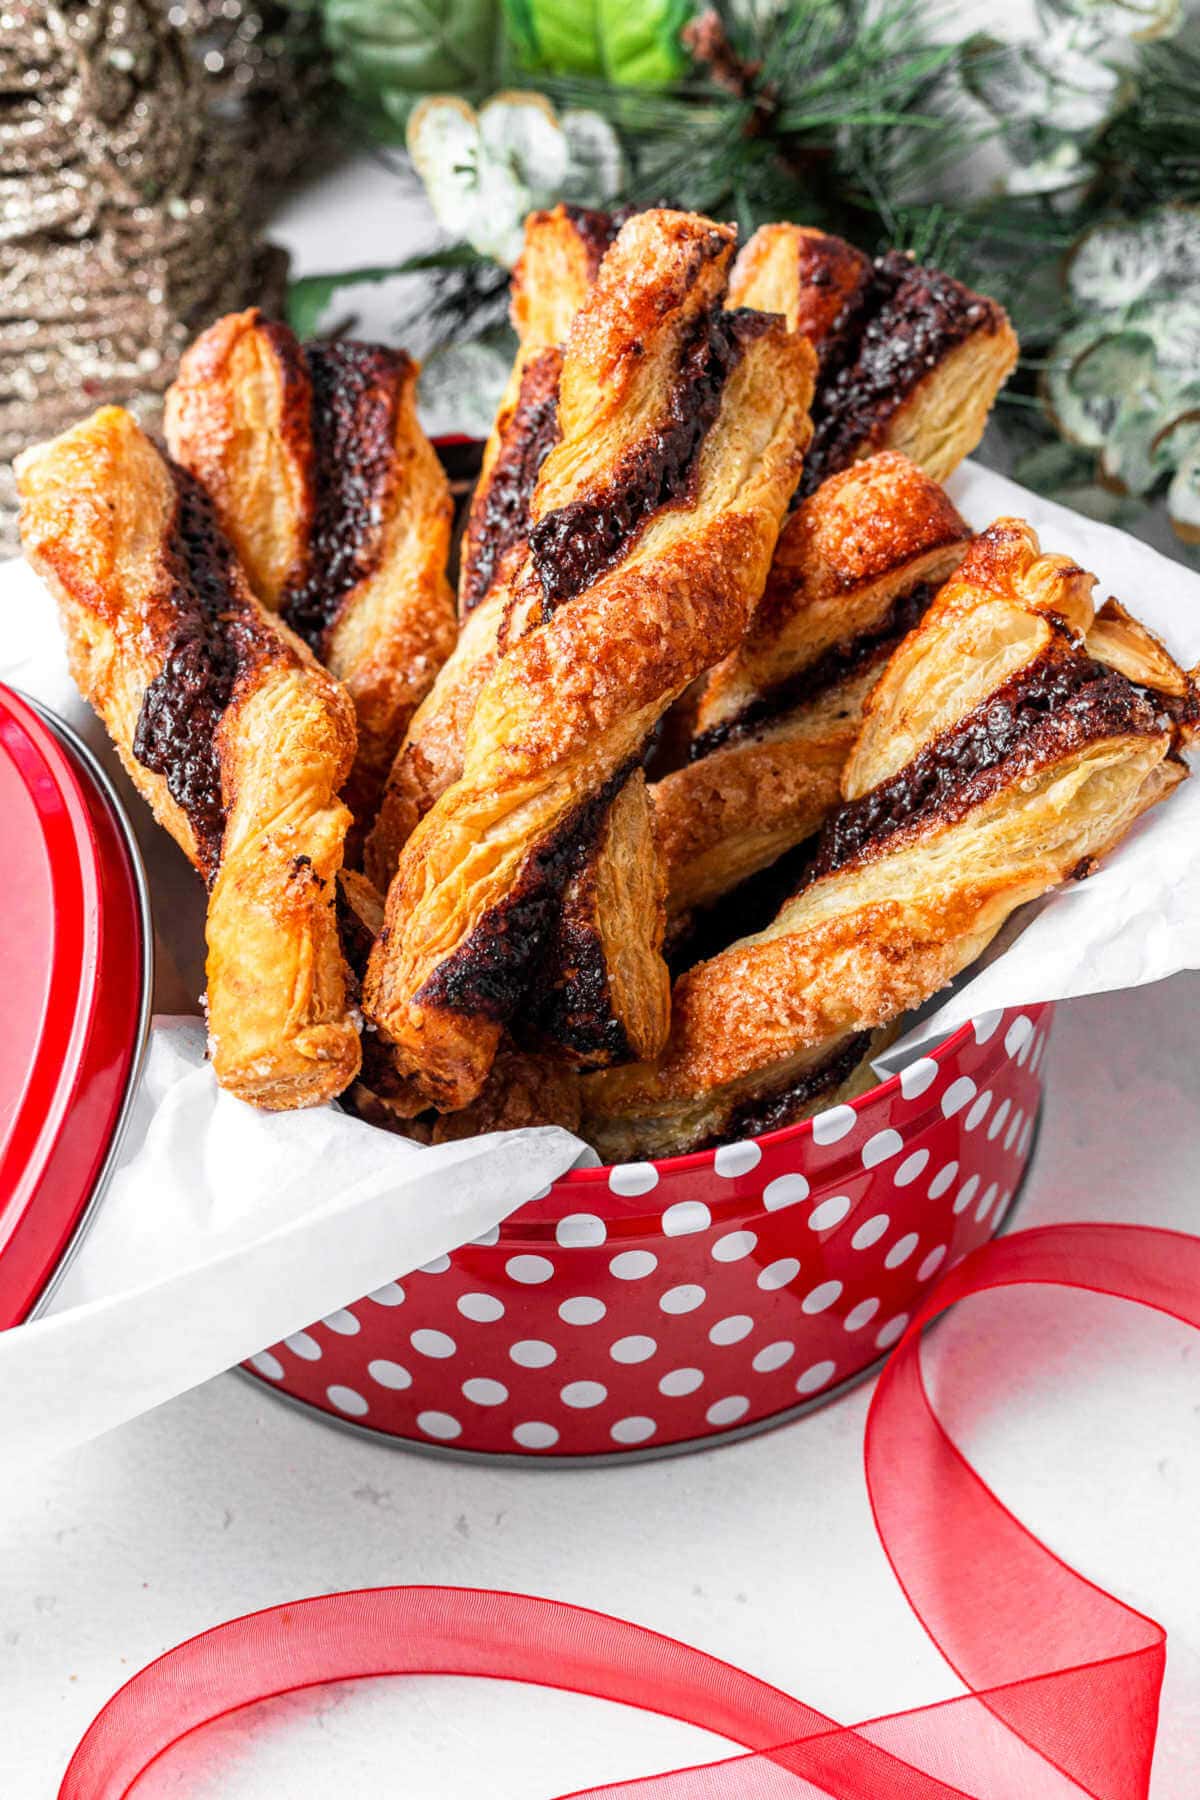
16, 406, 362, 1109
163, 310, 455, 835
656, 451, 972, 922
728, 223, 1019, 495
363, 208, 816, 1112
363, 204, 624, 890
584, 518, 1191, 1160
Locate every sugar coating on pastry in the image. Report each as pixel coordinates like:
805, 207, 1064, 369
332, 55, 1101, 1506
17, 405, 362, 1111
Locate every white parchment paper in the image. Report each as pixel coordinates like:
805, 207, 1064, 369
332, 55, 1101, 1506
1, 460, 1198, 1460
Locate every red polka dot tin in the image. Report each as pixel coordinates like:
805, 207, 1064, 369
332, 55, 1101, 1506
245, 1002, 1053, 1461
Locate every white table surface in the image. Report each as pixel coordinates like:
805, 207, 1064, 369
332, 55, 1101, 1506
5, 158, 1200, 1799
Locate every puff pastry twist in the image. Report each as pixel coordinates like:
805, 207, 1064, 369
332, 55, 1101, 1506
164, 311, 455, 835
17, 407, 361, 1109
363, 204, 623, 889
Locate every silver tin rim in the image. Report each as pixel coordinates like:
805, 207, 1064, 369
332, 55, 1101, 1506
239, 1114, 1041, 1466
20, 694, 156, 1323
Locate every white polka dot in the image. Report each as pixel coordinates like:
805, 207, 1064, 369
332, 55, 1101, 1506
368, 1359, 411, 1390
893, 1149, 930, 1188
899, 1056, 938, 1099
458, 1292, 505, 1323
610, 1250, 658, 1281
712, 1229, 757, 1263
714, 1141, 762, 1178
762, 1174, 810, 1211
796, 1359, 837, 1395
862, 1128, 903, 1169
510, 1339, 557, 1368
660, 1283, 706, 1314
322, 1309, 360, 1336
757, 1257, 800, 1291
607, 1162, 659, 1196
326, 1384, 368, 1417
851, 1213, 889, 1250
987, 1098, 1011, 1142
420, 1254, 451, 1275
284, 1331, 321, 1361
844, 1297, 880, 1333
885, 1232, 919, 1269
1019, 1116, 1034, 1157
559, 1296, 606, 1326
917, 1245, 947, 1282
611, 1416, 657, 1445
875, 1314, 910, 1350
994, 1188, 1013, 1222
417, 1410, 461, 1440
472, 1226, 501, 1247
1005, 1108, 1024, 1152
555, 1212, 607, 1248
807, 1193, 852, 1232
928, 1160, 958, 1200
752, 1340, 795, 1373
964, 1090, 992, 1132
1005, 1014, 1034, 1060
527, 1184, 553, 1203
802, 1279, 842, 1315
662, 1200, 711, 1237
1030, 1032, 1046, 1073
463, 1378, 508, 1406
659, 1367, 704, 1397
610, 1334, 657, 1364
366, 1282, 405, 1307
706, 1395, 750, 1427
941, 1076, 976, 1118
561, 1380, 607, 1409
249, 1351, 283, 1380
972, 1009, 1003, 1045
709, 1314, 753, 1346
506, 1254, 555, 1285
513, 1421, 558, 1449
976, 1181, 999, 1223
811, 1104, 856, 1145
953, 1174, 981, 1216
411, 1328, 456, 1359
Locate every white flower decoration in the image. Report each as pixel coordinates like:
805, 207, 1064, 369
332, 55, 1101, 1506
407, 90, 624, 267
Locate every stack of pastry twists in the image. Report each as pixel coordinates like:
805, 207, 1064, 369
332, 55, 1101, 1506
362, 208, 817, 1112
163, 311, 456, 834
16, 407, 361, 1110
364, 204, 624, 889
584, 518, 1192, 1160
560, 224, 1016, 1013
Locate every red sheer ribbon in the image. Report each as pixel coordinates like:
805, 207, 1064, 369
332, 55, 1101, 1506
61, 1222, 1197, 1800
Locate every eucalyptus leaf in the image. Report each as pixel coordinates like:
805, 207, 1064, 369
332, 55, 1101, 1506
323, 0, 503, 126
1068, 205, 1200, 311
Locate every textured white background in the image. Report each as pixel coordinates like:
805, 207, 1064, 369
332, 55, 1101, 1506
5, 140, 1200, 1795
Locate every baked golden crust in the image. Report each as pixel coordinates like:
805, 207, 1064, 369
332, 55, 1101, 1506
363, 209, 816, 1111
583, 518, 1183, 1159
730, 224, 1018, 491
17, 405, 361, 1109
522, 768, 670, 1065
655, 454, 970, 918
364, 206, 613, 887
165, 309, 456, 830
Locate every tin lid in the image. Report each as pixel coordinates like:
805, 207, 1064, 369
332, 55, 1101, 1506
0, 685, 151, 1327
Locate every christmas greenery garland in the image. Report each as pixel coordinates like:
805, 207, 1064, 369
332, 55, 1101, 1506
296, 0, 1200, 550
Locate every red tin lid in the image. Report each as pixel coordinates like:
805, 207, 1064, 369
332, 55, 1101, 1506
0, 685, 151, 1327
